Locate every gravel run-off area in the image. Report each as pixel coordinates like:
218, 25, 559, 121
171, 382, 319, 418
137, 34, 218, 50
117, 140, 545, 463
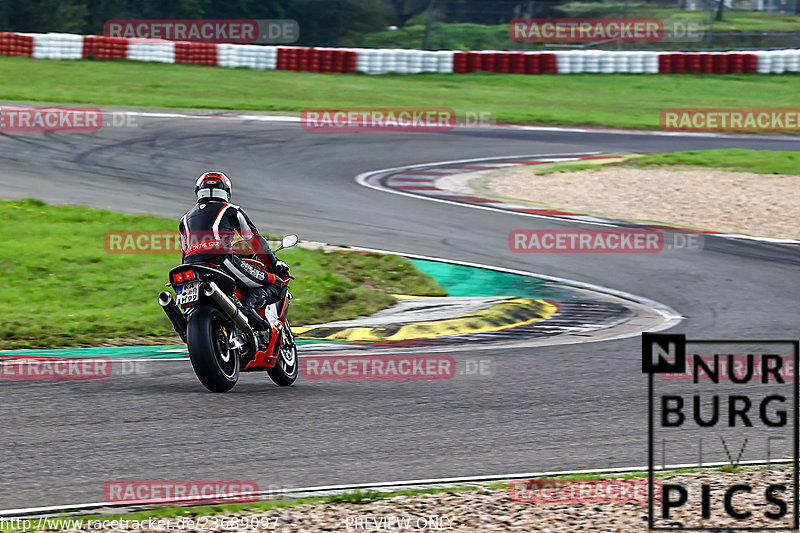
482, 166, 800, 240
41, 468, 797, 532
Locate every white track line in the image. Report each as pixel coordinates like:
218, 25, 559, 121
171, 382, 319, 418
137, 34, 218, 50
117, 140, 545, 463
503, 123, 800, 140
30, 108, 799, 141
1, 459, 792, 518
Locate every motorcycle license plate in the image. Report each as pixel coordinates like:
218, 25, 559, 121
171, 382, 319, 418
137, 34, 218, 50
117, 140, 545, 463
176, 282, 200, 305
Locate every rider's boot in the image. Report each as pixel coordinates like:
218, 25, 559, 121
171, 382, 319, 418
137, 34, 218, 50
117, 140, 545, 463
241, 288, 271, 349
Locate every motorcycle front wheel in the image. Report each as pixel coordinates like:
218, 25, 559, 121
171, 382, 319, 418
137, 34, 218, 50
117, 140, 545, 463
187, 307, 240, 392
267, 322, 298, 386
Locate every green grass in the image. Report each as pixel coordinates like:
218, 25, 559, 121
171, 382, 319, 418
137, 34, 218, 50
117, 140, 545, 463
539, 149, 800, 175
1, 56, 798, 129
0, 199, 444, 349
322, 488, 383, 504
614, 149, 800, 174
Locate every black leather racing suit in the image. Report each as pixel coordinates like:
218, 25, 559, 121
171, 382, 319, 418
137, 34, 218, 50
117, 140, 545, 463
178, 199, 286, 326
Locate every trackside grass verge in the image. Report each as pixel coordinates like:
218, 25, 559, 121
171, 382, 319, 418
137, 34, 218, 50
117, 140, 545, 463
536, 149, 800, 175
0, 199, 444, 349
0, 56, 798, 129
18, 465, 792, 532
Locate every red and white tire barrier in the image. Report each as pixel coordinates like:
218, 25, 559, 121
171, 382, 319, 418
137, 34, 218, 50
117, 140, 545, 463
0, 32, 34, 57
218, 44, 277, 69
1, 31, 799, 75
82, 35, 127, 59
33, 33, 83, 59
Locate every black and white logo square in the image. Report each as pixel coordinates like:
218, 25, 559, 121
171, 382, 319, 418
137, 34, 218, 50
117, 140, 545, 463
642, 333, 686, 374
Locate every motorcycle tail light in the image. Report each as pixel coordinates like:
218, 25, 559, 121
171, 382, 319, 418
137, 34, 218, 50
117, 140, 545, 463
184, 270, 195, 280
173, 272, 184, 283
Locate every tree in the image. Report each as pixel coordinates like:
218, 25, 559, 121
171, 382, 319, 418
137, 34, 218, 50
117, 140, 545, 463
387, 0, 431, 27
2, 0, 89, 33
117, 0, 210, 19
84, 0, 121, 35
0, 0, 11, 30
442, 0, 568, 25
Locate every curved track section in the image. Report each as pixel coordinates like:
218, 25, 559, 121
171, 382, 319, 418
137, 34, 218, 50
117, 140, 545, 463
0, 116, 798, 510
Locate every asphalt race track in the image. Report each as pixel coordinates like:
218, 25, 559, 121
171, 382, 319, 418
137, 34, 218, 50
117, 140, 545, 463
1, 115, 798, 510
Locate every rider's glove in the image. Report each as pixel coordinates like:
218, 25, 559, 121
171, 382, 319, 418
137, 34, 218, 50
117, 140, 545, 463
274, 260, 290, 276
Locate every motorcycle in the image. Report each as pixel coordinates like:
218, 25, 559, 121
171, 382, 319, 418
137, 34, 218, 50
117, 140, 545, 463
158, 234, 300, 392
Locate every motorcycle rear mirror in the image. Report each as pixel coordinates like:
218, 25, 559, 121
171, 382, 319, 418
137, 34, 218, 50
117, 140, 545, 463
276, 234, 298, 252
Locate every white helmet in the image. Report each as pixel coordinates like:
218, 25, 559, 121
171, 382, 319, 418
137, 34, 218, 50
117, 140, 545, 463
195, 171, 232, 202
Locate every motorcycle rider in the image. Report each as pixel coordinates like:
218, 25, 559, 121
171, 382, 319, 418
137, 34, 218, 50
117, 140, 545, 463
179, 172, 289, 335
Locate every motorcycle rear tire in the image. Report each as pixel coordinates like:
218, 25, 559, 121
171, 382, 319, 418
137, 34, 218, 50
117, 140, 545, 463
187, 307, 240, 392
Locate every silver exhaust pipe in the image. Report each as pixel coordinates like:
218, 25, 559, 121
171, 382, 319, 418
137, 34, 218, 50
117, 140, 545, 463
158, 291, 187, 343
201, 281, 258, 353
